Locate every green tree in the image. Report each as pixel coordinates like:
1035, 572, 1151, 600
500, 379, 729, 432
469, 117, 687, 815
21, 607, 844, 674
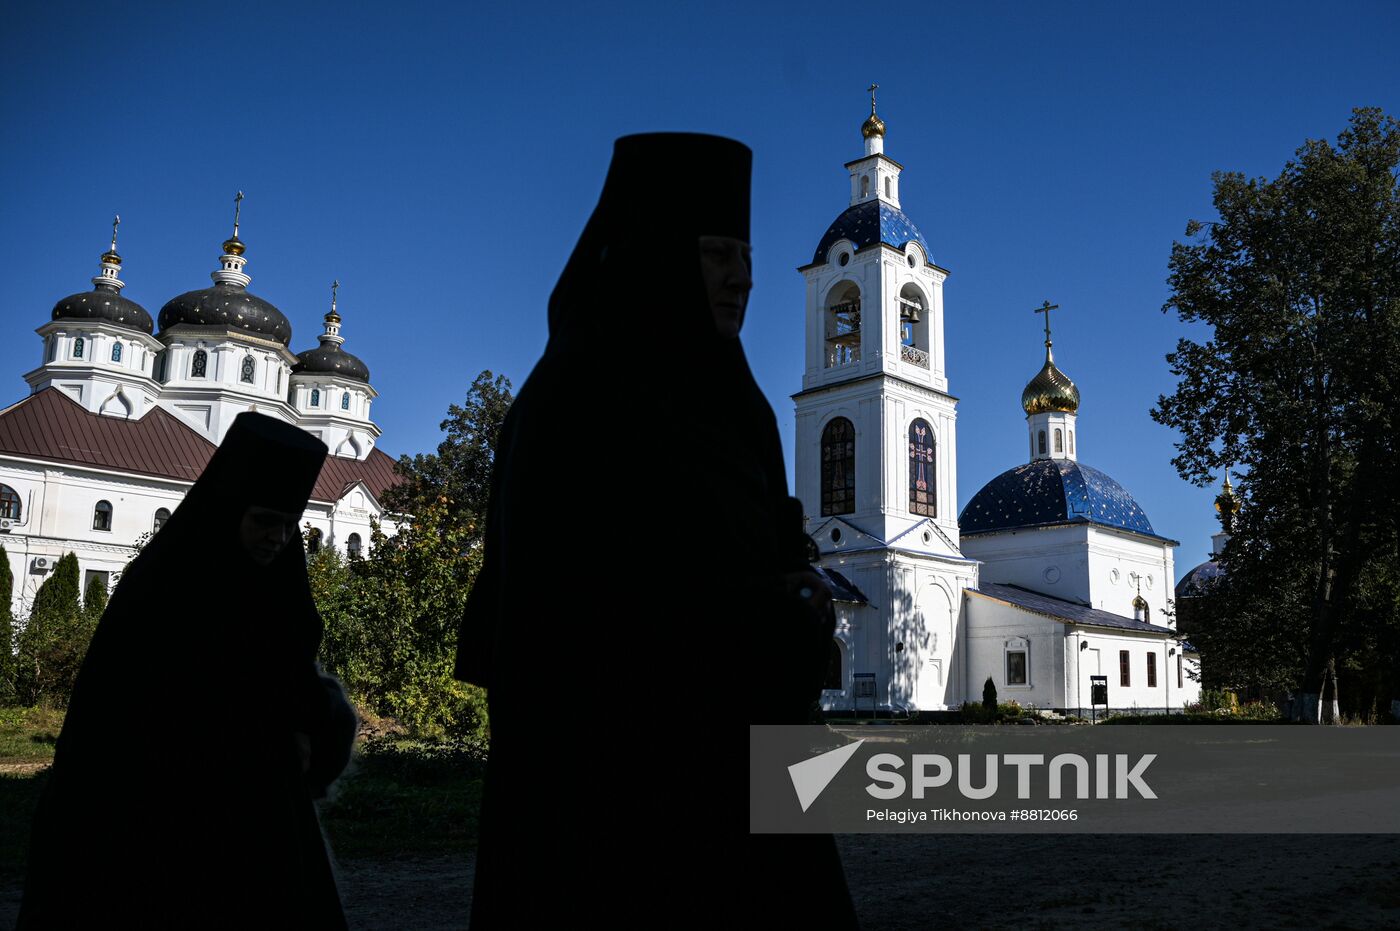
1153, 108, 1400, 721
381, 370, 513, 530
315, 501, 488, 739
0, 544, 15, 704
83, 572, 109, 626
15, 552, 89, 706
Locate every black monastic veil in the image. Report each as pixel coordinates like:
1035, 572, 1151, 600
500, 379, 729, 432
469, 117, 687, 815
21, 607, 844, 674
456, 133, 858, 928
19, 412, 355, 929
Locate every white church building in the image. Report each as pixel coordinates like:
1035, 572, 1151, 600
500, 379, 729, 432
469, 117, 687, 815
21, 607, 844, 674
799, 98, 1201, 717
0, 210, 400, 615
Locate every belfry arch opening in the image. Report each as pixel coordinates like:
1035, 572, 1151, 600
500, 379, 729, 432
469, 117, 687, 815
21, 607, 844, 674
824, 282, 861, 368
897, 283, 929, 367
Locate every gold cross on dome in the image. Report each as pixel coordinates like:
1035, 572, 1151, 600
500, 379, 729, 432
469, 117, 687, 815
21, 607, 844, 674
331, 279, 339, 312
233, 191, 244, 237
110, 214, 120, 250
867, 83, 879, 113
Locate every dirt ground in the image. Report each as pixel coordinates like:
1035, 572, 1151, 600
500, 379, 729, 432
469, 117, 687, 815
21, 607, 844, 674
4, 836, 1398, 929
838, 834, 1400, 930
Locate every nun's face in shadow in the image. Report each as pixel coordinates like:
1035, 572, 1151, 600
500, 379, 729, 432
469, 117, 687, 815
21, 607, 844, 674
699, 236, 753, 339
240, 505, 304, 567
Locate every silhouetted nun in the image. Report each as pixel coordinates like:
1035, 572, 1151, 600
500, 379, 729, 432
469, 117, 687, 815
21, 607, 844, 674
456, 133, 858, 928
19, 412, 355, 929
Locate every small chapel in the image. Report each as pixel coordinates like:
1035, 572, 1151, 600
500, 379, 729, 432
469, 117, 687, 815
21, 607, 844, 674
798, 95, 1201, 716
0, 203, 400, 616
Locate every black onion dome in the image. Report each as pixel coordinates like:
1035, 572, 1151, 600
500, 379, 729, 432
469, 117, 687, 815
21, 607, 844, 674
292, 343, 370, 383
158, 282, 293, 345
52, 285, 154, 334
1175, 560, 1225, 599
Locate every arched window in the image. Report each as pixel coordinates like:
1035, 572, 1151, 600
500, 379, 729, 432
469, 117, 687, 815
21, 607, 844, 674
346, 533, 362, 559
157, 352, 168, 381
860, 176, 870, 197
153, 508, 171, 532
909, 419, 936, 517
0, 483, 21, 521
824, 639, 843, 691
1037, 430, 1047, 455
310, 388, 321, 407
73, 336, 85, 359
276, 368, 282, 393
1054, 428, 1064, 453
884, 177, 891, 198
1069, 431, 1075, 455
821, 418, 856, 516
306, 527, 322, 554
93, 500, 113, 531
240, 355, 256, 383
111, 342, 122, 363
341, 392, 351, 411
191, 349, 207, 378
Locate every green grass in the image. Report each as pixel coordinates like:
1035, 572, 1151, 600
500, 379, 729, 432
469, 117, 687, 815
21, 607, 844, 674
0, 706, 64, 763
317, 739, 484, 860
1100, 713, 1296, 724
0, 709, 484, 882
0, 770, 48, 882
318, 764, 482, 860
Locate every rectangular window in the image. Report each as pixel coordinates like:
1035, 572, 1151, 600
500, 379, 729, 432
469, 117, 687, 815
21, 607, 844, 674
83, 570, 110, 593
1007, 651, 1027, 685
1177, 653, 1183, 689
1147, 653, 1157, 688
1119, 650, 1131, 687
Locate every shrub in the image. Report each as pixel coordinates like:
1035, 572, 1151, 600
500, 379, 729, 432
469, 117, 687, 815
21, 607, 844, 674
982, 677, 997, 712
14, 553, 91, 707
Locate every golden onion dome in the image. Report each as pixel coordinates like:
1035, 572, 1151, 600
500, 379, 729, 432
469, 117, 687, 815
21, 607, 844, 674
1214, 473, 1241, 533
862, 111, 885, 139
1021, 351, 1080, 415
222, 236, 246, 257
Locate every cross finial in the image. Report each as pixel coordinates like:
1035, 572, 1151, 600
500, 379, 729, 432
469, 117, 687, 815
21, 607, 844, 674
110, 214, 120, 251
867, 83, 879, 114
1033, 300, 1060, 356
331, 279, 339, 313
232, 191, 244, 238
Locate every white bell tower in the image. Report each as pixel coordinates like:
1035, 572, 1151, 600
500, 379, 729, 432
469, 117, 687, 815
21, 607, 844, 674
793, 90, 977, 715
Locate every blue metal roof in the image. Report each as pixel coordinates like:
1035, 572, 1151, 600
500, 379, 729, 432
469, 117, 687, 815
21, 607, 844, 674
969, 583, 1178, 636
812, 200, 932, 265
959, 458, 1158, 538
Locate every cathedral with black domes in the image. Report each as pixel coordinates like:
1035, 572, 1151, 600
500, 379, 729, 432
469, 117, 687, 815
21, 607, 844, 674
1, 205, 399, 615
798, 95, 1200, 716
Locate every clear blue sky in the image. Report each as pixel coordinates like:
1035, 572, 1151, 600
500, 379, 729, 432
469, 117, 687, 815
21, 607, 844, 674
4, 1, 1397, 580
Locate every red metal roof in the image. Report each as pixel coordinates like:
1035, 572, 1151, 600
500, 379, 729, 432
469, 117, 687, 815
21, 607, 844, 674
0, 387, 215, 482
311, 446, 402, 505
0, 388, 401, 505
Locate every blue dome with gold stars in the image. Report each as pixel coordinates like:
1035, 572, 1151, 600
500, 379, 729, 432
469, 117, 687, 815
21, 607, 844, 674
959, 459, 1160, 539
813, 200, 932, 265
